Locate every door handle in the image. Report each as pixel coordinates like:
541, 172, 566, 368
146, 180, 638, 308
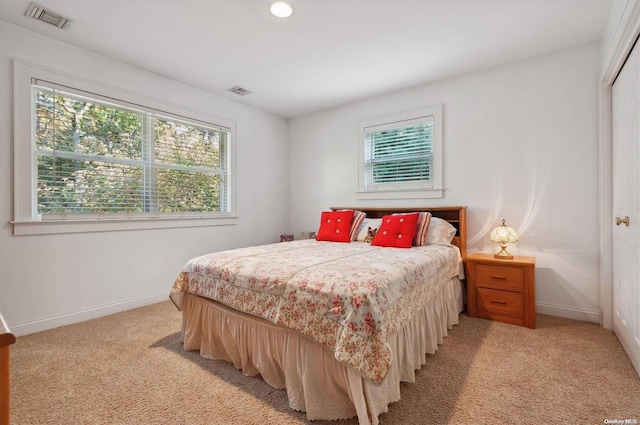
615, 216, 630, 226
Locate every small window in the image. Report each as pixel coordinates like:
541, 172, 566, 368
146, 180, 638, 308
358, 105, 443, 199
33, 83, 231, 218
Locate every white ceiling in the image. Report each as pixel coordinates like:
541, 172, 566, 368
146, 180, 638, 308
0, 0, 612, 118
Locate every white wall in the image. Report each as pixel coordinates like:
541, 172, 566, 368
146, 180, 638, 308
288, 43, 601, 322
0, 21, 289, 335
0, 19, 603, 332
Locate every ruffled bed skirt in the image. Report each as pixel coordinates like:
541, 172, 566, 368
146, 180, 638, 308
181, 276, 463, 425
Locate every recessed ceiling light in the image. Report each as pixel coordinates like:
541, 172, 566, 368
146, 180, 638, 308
270, 1, 293, 18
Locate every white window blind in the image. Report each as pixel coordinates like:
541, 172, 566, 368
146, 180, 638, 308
358, 105, 443, 199
363, 116, 434, 191
33, 81, 231, 218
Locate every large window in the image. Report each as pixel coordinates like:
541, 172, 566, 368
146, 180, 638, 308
13, 62, 236, 235
34, 83, 230, 217
358, 105, 443, 199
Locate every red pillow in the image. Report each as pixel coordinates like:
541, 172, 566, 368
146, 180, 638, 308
335, 209, 366, 241
393, 212, 432, 246
371, 213, 419, 248
316, 210, 355, 242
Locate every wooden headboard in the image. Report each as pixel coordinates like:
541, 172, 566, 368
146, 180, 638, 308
330, 206, 468, 260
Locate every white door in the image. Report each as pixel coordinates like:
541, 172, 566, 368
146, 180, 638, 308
612, 39, 640, 376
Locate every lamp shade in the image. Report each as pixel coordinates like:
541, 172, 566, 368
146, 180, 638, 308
490, 219, 519, 243
490, 219, 519, 259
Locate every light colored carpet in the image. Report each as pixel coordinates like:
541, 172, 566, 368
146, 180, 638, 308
9, 301, 640, 424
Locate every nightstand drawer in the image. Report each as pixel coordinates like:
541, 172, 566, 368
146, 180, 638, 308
467, 253, 536, 328
476, 288, 523, 318
475, 264, 524, 292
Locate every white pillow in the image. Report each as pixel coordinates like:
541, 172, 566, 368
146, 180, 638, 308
425, 217, 457, 244
356, 218, 382, 242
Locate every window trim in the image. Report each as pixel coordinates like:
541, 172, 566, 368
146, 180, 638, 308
13, 61, 238, 235
357, 105, 443, 200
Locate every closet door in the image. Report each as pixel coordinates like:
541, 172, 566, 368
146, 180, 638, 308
612, 39, 640, 375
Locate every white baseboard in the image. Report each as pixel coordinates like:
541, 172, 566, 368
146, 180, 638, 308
536, 302, 601, 324
11, 292, 170, 337
11, 296, 602, 337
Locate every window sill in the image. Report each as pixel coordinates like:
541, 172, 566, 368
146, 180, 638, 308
11, 215, 238, 236
357, 188, 444, 200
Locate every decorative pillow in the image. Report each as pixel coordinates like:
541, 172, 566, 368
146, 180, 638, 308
393, 212, 432, 246
334, 209, 366, 241
349, 210, 367, 241
316, 210, 355, 242
425, 217, 457, 244
371, 213, 419, 248
356, 218, 383, 241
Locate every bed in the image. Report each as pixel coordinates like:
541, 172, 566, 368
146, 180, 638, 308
170, 206, 467, 425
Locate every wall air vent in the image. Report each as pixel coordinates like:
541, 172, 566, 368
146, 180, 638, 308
226, 86, 252, 96
25, 2, 74, 30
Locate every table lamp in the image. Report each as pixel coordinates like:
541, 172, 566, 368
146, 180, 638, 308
490, 219, 519, 259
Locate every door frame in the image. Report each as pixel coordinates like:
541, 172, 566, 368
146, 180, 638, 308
600, 1, 640, 330
598, 0, 640, 329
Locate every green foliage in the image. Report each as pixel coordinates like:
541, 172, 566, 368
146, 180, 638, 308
35, 88, 226, 215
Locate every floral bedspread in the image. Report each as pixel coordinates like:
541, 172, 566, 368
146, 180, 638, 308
170, 239, 460, 384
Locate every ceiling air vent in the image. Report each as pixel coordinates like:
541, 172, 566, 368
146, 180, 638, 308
25, 2, 74, 30
226, 86, 252, 96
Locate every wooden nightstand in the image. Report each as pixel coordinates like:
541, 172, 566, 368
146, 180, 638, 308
466, 253, 536, 329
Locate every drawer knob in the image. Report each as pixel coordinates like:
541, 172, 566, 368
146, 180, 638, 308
491, 300, 508, 305
490, 275, 507, 280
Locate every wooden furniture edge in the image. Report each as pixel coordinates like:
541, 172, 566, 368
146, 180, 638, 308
466, 254, 536, 329
467, 252, 535, 266
330, 206, 468, 261
0, 335, 15, 348
0, 312, 16, 348
1, 310, 15, 425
